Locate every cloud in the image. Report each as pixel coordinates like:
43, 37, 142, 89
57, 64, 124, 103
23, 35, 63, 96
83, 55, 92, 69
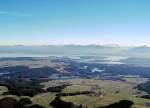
0, 11, 31, 17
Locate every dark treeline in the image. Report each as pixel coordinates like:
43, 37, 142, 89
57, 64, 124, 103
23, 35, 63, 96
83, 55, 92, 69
0, 78, 72, 97
0, 66, 58, 78
99, 100, 134, 108
50, 96, 87, 108
141, 95, 150, 99
0, 97, 45, 108
0, 65, 66, 97
0, 77, 46, 97
137, 81, 150, 94
47, 84, 72, 93
56, 91, 92, 96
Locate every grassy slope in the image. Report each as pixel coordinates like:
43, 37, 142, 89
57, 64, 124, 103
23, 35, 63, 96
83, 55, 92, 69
61, 79, 150, 108
0, 86, 8, 95
31, 92, 56, 108
0, 78, 150, 108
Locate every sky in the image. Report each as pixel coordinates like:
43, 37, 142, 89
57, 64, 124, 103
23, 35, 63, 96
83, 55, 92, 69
0, 0, 150, 46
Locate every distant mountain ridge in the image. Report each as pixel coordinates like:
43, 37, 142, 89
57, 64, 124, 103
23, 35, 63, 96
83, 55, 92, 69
0, 45, 149, 57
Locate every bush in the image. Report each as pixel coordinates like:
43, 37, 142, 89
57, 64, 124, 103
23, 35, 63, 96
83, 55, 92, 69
99, 100, 134, 108
50, 96, 76, 108
0, 97, 18, 108
19, 98, 32, 105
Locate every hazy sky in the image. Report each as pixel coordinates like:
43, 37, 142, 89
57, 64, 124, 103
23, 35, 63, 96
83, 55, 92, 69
0, 0, 150, 46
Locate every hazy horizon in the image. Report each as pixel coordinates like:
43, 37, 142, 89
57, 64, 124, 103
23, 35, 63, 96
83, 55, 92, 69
0, 44, 149, 47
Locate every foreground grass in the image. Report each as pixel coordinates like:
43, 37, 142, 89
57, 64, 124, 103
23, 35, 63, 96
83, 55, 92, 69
32, 92, 56, 108
0, 86, 8, 95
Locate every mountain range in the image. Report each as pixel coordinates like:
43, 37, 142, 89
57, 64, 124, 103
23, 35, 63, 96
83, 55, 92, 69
0, 45, 149, 57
